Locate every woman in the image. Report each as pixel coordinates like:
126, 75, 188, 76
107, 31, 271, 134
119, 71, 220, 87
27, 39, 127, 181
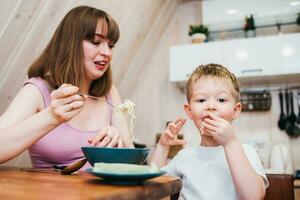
0, 6, 133, 169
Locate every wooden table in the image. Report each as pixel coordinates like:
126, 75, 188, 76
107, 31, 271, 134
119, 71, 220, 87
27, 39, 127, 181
0, 166, 182, 200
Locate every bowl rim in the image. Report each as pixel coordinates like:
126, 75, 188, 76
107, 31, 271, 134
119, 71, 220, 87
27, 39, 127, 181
81, 147, 150, 151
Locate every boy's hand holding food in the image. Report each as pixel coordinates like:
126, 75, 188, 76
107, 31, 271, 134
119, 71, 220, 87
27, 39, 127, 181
201, 113, 238, 146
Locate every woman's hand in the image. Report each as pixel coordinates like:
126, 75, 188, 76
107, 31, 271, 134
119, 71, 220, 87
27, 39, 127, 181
49, 84, 86, 124
88, 126, 124, 148
201, 113, 238, 146
159, 118, 187, 147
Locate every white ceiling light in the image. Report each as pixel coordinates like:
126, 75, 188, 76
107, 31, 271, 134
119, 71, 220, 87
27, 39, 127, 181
281, 46, 294, 58
236, 50, 249, 60
227, 9, 237, 15
289, 1, 300, 6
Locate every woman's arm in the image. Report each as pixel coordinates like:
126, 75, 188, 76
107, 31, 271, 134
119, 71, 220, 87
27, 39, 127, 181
224, 140, 266, 200
0, 84, 58, 163
110, 85, 134, 148
0, 83, 86, 163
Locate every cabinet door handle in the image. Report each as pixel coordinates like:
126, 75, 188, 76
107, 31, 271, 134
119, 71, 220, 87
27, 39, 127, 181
241, 69, 263, 74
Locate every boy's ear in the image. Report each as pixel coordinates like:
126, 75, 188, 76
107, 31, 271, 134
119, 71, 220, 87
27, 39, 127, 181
184, 104, 193, 120
232, 102, 242, 120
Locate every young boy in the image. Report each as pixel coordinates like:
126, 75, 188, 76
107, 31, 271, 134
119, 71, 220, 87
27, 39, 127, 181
151, 64, 268, 200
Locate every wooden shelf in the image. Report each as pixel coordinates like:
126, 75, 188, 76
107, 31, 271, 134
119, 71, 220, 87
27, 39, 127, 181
209, 21, 297, 35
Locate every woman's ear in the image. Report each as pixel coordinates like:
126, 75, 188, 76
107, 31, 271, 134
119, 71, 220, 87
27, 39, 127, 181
232, 102, 242, 120
184, 104, 193, 120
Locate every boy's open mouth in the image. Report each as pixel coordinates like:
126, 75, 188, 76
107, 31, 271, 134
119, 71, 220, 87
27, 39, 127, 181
201, 115, 211, 121
200, 115, 211, 135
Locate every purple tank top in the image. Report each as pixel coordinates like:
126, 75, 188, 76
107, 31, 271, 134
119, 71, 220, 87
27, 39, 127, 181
25, 77, 113, 170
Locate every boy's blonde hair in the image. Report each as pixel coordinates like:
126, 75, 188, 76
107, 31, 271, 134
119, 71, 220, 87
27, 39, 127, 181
186, 63, 240, 103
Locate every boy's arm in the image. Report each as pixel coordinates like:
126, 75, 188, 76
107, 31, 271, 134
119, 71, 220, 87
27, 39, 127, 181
203, 113, 265, 199
149, 144, 170, 168
224, 140, 266, 200
150, 118, 186, 168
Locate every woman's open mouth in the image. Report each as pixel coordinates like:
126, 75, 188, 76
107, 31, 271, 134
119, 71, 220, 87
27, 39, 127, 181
94, 61, 107, 71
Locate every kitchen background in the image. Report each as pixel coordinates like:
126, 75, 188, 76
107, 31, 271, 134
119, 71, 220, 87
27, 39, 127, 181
0, 0, 300, 175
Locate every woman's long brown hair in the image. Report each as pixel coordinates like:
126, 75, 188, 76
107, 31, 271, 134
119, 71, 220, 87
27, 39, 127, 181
28, 6, 120, 97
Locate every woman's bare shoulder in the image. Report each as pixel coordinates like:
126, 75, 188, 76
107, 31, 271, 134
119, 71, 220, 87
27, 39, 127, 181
0, 83, 45, 126
20, 83, 45, 107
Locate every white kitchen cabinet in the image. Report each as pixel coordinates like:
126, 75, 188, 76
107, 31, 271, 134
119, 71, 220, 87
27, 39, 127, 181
169, 33, 300, 82
169, 41, 225, 82
223, 35, 282, 77
280, 33, 300, 74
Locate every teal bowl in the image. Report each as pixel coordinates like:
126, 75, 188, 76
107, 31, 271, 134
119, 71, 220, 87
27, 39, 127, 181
81, 147, 150, 166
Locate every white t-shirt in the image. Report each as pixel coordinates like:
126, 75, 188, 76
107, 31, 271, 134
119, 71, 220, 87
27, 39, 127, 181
163, 144, 269, 200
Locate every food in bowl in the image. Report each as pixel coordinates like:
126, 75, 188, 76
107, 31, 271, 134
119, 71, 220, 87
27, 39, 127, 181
93, 162, 159, 174
81, 147, 150, 166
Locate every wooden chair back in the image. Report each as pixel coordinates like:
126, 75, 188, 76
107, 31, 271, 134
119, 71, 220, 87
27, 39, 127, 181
265, 174, 294, 200
170, 174, 295, 200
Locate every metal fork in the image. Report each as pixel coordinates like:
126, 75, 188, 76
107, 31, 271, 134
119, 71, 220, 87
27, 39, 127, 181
78, 93, 116, 108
